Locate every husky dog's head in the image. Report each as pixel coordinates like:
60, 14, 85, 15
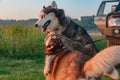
35, 1, 68, 33
44, 33, 64, 55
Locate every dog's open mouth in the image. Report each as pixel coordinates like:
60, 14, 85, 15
42, 20, 51, 32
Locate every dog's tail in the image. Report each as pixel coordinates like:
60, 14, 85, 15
83, 46, 120, 79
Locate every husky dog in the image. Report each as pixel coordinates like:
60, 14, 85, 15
35, 1, 98, 58
44, 34, 120, 80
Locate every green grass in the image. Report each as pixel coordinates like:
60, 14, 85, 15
91, 35, 107, 50
0, 24, 46, 59
0, 24, 119, 80
0, 24, 46, 80
0, 58, 45, 80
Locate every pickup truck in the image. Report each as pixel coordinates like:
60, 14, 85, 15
94, 0, 120, 46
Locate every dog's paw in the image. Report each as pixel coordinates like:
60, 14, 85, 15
44, 67, 51, 76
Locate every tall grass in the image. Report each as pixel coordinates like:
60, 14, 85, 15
0, 24, 46, 59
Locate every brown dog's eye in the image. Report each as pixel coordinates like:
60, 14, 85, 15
47, 43, 54, 48
47, 45, 51, 48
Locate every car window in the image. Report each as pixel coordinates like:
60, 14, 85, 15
115, 2, 120, 12
104, 2, 119, 15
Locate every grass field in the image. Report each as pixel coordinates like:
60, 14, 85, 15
0, 24, 119, 80
0, 58, 45, 80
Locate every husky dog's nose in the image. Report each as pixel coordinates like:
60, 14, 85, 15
35, 24, 38, 27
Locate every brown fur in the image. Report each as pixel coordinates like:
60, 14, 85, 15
44, 34, 97, 80
84, 46, 120, 79
46, 50, 88, 80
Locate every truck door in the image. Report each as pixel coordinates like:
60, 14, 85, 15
94, 1, 119, 31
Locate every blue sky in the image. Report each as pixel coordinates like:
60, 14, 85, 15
0, 0, 102, 20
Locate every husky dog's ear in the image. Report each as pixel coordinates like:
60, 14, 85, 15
43, 6, 46, 9
59, 9, 65, 21
51, 1, 57, 9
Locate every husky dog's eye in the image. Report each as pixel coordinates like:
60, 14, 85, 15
54, 28, 59, 31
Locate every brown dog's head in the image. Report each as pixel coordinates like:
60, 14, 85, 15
44, 33, 64, 55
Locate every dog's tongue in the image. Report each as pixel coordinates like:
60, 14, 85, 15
42, 25, 47, 32
41, 27, 45, 32
41, 20, 50, 32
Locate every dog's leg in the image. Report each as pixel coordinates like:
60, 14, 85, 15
44, 55, 55, 76
104, 67, 119, 80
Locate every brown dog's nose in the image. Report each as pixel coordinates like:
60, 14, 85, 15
35, 24, 38, 27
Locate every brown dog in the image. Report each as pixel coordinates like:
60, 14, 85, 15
44, 34, 88, 79
44, 33, 120, 80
